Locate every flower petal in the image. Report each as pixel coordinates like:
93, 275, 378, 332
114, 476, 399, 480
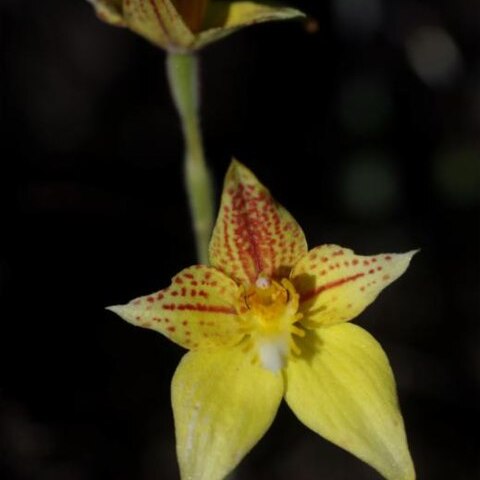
86, 0, 125, 25
285, 324, 415, 480
107, 266, 244, 350
173, 0, 208, 33
172, 345, 284, 480
291, 245, 417, 327
122, 0, 194, 50
195, 1, 305, 49
209, 160, 308, 285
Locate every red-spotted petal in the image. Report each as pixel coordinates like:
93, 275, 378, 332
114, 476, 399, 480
291, 245, 417, 327
209, 160, 308, 285
107, 266, 244, 350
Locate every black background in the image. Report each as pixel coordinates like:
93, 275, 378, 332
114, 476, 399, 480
1, 0, 479, 479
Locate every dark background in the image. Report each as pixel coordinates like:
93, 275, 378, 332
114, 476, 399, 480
1, 0, 479, 479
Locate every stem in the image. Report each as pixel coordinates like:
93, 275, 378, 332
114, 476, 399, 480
166, 52, 214, 265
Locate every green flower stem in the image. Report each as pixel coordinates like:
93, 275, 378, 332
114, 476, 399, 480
166, 52, 214, 265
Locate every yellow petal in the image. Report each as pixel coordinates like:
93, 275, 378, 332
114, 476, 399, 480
123, 0, 196, 50
209, 160, 308, 285
285, 324, 415, 480
195, 1, 305, 49
87, 0, 125, 25
172, 345, 284, 480
107, 266, 244, 349
291, 245, 417, 327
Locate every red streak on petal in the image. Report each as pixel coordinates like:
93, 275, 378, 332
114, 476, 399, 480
300, 273, 365, 303
174, 304, 236, 314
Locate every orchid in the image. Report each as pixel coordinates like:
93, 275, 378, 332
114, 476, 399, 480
108, 160, 416, 480
87, 0, 304, 51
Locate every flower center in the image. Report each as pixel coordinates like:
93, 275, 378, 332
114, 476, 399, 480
238, 275, 305, 372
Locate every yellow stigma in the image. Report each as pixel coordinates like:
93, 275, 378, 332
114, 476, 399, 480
238, 274, 304, 372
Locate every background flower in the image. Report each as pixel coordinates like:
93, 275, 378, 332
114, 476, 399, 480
87, 0, 304, 51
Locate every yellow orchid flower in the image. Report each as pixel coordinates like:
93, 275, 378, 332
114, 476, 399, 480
108, 160, 416, 480
87, 0, 304, 51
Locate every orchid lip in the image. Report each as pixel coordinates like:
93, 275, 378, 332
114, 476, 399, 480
237, 275, 304, 372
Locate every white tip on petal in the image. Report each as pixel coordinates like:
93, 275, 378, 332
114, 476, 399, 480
105, 304, 136, 325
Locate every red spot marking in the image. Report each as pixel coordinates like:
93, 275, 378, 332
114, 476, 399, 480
321, 257, 329, 263
310, 253, 318, 260
175, 277, 183, 285
167, 326, 176, 333
300, 273, 365, 302
352, 259, 359, 265
360, 286, 365, 292
181, 287, 187, 296
383, 274, 390, 281
191, 289, 197, 296
185, 331, 191, 336
199, 290, 208, 298
191, 281, 198, 286
385, 255, 392, 261
335, 262, 340, 268
184, 273, 194, 279
363, 260, 370, 266
344, 261, 350, 266
171, 291, 178, 296
205, 272, 212, 280
320, 270, 327, 276
147, 296, 155, 303
163, 304, 176, 310
332, 250, 344, 256
182, 320, 188, 326
135, 316, 141, 321
371, 257, 377, 263
369, 269, 375, 274
156, 293, 164, 300
164, 318, 170, 323
377, 266, 383, 271
210, 281, 218, 287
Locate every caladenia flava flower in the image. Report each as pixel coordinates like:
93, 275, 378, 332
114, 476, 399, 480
108, 160, 417, 480
87, 0, 305, 52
